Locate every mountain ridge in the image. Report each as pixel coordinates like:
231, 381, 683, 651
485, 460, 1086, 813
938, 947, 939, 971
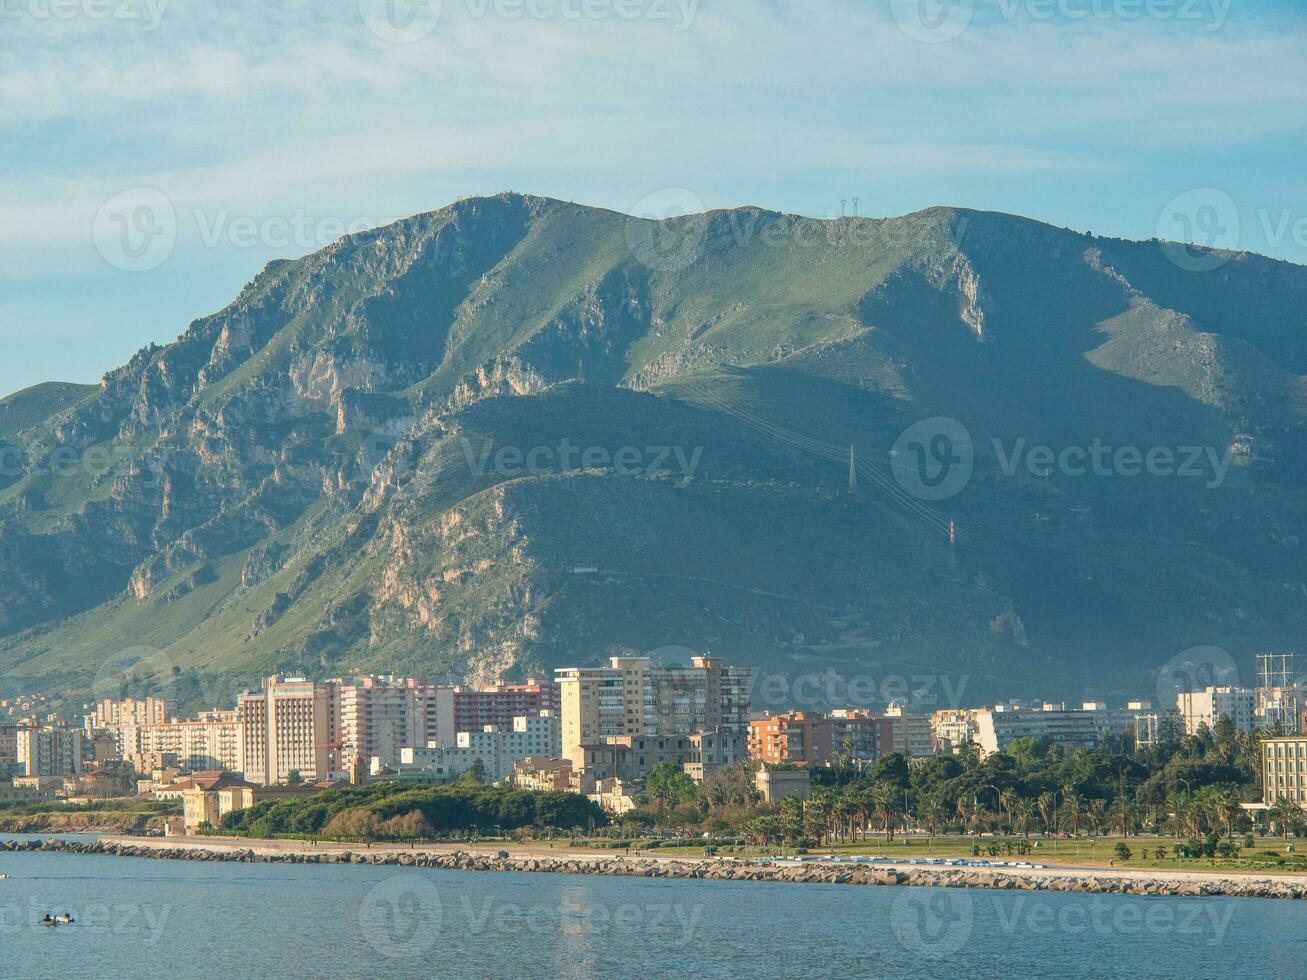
3, 193, 1305, 711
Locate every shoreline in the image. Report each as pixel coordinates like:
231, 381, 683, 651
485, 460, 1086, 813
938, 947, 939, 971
6, 835, 1307, 901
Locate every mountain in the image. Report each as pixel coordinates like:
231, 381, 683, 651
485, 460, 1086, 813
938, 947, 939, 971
2, 192, 1305, 711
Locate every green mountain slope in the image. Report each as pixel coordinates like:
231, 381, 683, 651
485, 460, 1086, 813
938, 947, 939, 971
2, 193, 1305, 709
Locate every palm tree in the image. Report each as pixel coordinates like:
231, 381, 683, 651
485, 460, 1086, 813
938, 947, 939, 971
1060, 791, 1085, 837
1205, 787, 1241, 840
1087, 798, 1107, 837
1108, 797, 1135, 839
1012, 798, 1035, 838
873, 782, 903, 842
1000, 788, 1019, 835
1268, 797, 1303, 843
1037, 792, 1058, 835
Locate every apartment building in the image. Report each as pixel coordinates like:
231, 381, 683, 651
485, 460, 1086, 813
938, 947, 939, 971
237, 677, 337, 785
16, 725, 84, 778
0, 723, 17, 770
391, 712, 561, 783
749, 709, 884, 767
122, 710, 241, 772
556, 655, 751, 766
84, 696, 174, 734
1262, 735, 1307, 807
1177, 686, 1257, 735
336, 677, 455, 769
453, 678, 559, 734
880, 704, 936, 758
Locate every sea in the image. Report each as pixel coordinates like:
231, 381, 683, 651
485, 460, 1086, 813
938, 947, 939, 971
1, 835, 1303, 978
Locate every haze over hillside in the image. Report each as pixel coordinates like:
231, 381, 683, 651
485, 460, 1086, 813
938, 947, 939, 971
2, 193, 1305, 710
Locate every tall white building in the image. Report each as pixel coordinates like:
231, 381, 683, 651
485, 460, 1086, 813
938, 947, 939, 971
237, 677, 338, 785
16, 726, 84, 778
1177, 686, 1256, 734
335, 677, 455, 769
387, 712, 562, 783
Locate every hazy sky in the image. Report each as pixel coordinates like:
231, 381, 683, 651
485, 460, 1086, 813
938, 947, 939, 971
1, 0, 1304, 397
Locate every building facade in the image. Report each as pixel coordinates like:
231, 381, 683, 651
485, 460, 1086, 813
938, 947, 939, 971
556, 655, 751, 766
15, 726, 84, 778
453, 678, 559, 735
237, 677, 338, 785
391, 712, 561, 783
1263, 735, 1307, 807
1177, 687, 1256, 735
336, 677, 455, 769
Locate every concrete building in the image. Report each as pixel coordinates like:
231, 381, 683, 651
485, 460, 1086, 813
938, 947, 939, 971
389, 712, 561, 783
453, 678, 559, 735
685, 728, 741, 782
1262, 736, 1307, 808
969, 702, 1136, 755
1177, 687, 1256, 735
881, 704, 936, 758
512, 757, 573, 791
237, 677, 338, 785
749, 710, 881, 767
122, 710, 240, 773
84, 696, 174, 735
750, 712, 835, 766
755, 767, 812, 803
556, 655, 751, 767
0, 723, 17, 771
16, 725, 84, 778
336, 677, 454, 770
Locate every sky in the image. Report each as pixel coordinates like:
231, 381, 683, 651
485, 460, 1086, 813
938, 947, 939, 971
1, 0, 1304, 397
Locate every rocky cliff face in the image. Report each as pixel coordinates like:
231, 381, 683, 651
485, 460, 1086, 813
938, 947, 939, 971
1, 193, 1305, 705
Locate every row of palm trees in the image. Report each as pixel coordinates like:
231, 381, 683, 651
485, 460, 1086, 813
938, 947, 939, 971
743, 781, 1302, 848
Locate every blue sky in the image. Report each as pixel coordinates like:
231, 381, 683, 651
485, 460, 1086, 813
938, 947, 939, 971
1, 0, 1304, 397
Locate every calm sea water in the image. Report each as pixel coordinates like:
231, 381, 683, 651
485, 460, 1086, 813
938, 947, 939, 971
1, 836, 1303, 979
